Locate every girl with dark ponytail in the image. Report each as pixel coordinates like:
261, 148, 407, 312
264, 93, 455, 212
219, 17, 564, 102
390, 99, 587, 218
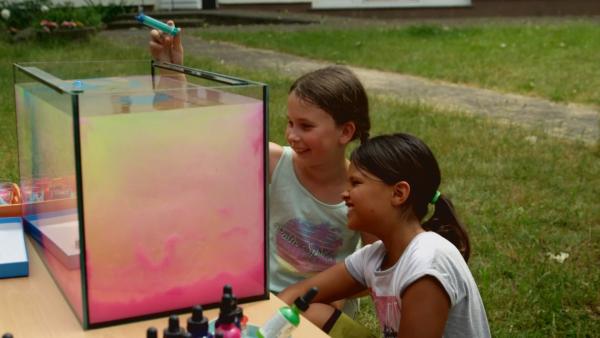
349, 133, 470, 262
279, 133, 490, 338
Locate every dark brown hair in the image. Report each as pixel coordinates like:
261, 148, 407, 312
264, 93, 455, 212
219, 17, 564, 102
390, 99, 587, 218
350, 133, 471, 261
289, 66, 370, 144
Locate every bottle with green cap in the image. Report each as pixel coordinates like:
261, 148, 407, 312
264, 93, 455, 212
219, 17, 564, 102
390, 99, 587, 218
257, 287, 318, 338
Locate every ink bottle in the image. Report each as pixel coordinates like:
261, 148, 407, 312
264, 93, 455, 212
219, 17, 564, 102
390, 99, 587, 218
164, 314, 186, 338
187, 305, 209, 338
215, 293, 241, 338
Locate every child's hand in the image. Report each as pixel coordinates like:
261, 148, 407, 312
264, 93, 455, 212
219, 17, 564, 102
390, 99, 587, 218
149, 20, 183, 65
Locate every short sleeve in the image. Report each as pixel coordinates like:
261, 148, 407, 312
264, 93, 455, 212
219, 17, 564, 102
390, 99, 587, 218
345, 249, 367, 286
396, 245, 462, 307
345, 241, 383, 287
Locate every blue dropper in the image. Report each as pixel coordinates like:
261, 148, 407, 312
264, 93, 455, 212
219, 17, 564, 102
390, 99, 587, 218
135, 13, 180, 36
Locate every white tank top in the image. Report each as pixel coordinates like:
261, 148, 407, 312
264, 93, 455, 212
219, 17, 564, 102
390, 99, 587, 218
269, 146, 360, 292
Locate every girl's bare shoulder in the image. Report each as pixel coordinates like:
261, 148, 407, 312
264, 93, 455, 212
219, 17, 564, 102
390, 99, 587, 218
269, 142, 285, 180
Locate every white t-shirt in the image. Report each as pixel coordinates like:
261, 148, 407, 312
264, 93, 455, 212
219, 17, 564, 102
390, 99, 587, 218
345, 232, 491, 338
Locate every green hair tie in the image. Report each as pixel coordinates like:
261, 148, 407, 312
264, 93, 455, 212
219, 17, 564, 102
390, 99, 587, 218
430, 191, 441, 205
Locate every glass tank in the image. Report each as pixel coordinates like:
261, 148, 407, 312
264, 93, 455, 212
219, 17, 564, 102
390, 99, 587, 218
13, 60, 268, 328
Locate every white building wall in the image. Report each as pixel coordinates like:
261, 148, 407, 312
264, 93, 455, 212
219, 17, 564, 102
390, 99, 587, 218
155, 0, 202, 10
312, 0, 471, 9
218, 0, 470, 7
48, 0, 143, 6
48, 0, 471, 8
218, 0, 305, 3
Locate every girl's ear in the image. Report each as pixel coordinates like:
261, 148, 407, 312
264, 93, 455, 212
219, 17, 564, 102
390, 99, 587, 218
338, 121, 356, 145
391, 181, 411, 207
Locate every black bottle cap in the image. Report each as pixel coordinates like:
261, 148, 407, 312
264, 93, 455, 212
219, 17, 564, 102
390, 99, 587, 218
233, 304, 243, 319
230, 295, 243, 319
2, 334, 14, 338
220, 294, 235, 313
219, 309, 236, 325
164, 315, 184, 338
168, 315, 180, 331
146, 327, 158, 338
223, 284, 233, 296
187, 305, 209, 335
294, 287, 319, 312
216, 293, 233, 328
216, 293, 237, 326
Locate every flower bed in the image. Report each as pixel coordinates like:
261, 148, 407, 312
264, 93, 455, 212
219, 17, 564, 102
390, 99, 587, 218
0, 0, 128, 41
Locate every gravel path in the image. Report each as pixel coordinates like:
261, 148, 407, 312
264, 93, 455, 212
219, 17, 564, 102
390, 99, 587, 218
100, 27, 598, 145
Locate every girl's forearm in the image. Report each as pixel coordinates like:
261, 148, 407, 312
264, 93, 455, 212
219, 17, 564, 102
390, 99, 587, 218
277, 262, 366, 305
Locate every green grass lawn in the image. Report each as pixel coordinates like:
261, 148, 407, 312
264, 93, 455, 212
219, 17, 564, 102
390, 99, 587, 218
0, 33, 598, 337
198, 19, 600, 106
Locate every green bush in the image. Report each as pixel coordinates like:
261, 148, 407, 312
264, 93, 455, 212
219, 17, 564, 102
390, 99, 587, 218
43, 3, 102, 28
0, 0, 129, 35
84, 0, 130, 24
0, 0, 52, 31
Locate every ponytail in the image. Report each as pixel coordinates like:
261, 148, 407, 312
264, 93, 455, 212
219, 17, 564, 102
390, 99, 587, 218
422, 194, 471, 262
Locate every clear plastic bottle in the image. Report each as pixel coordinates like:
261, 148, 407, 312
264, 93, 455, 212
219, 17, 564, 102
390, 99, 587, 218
257, 287, 318, 338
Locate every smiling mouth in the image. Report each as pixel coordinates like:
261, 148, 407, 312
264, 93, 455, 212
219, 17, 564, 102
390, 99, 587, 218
294, 148, 310, 154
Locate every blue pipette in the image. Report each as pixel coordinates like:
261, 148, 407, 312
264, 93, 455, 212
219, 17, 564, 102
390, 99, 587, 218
135, 13, 180, 36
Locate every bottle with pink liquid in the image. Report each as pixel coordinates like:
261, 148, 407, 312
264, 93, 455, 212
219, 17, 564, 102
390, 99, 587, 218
214, 293, 241, 338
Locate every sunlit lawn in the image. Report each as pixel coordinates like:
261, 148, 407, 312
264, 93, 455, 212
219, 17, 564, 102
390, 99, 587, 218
199, 19, 600, 106
0, 31, 598, 337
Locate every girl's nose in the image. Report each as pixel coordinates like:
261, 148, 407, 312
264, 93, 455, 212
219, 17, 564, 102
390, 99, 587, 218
341, 190, 349, 200
287, 130, 300, 143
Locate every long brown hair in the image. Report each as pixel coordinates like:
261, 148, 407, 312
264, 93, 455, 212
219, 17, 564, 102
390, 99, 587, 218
290, 66, 370, 144
350, 133, 471, 261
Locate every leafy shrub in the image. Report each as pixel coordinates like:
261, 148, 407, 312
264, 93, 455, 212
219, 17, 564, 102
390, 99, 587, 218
0, 0, 52, 30
44, 2, 103, 28
0, 0, 129, 35
84, 0, 131, 24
